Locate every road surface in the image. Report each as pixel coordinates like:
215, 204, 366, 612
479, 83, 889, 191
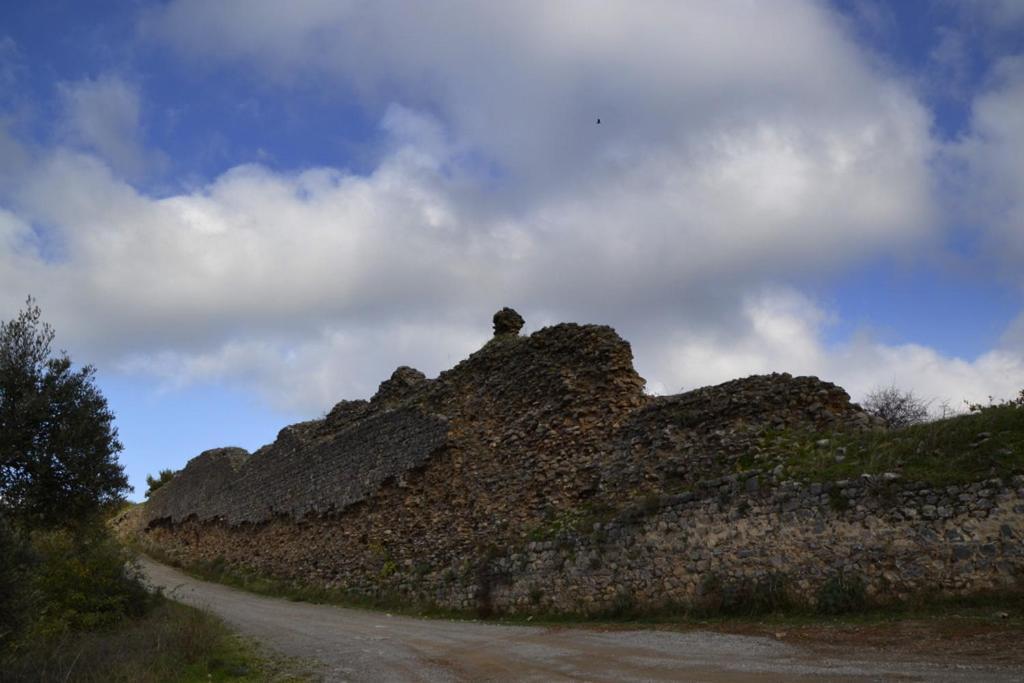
140, 557, 1020, 682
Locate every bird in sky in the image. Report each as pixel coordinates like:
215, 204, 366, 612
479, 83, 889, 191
596, 118, 601, 124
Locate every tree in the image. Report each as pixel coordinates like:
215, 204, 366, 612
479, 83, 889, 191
862, 385, 930, 429
0, 298, 129, 527
144, 469, 175, 497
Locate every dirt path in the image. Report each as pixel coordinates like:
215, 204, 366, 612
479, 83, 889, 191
140, 558, 1020, 682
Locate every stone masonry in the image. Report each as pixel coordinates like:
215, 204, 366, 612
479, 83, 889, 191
125, 309, 1024, 616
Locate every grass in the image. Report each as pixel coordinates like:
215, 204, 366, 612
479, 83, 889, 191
139, 543, 474, 620
759, 403, 1024, 486
481, 590, 1024, 635
0, 599, 302, 682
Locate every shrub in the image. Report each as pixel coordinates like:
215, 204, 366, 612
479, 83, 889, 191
22, 523, 154, 640
0, 600, 260, 683
693, 572, 791, 617
816, 571, 867, 615
966, 388, 1024, 413
144, 469, 176, 498
862, 385, 930, 429
0, 519, 30, 649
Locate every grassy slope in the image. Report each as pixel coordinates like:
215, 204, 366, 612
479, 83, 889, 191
1, 599, 307, 683
758, 404, 1024, 486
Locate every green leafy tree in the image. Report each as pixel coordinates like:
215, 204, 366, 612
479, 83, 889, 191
0, 298, 129, 527
144, 469, 175, 497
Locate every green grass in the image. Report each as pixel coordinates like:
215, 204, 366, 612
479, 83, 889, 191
0, 599, 303, 682
139, 543, 475, 620
478, 590, 1024, 633
762, 404, 1024, 486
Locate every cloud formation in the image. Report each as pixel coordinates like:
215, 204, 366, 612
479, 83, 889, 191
0, 1, 1021, 415
57, 75, 158, 180
955, 57, 1024, 284
646, 288, 1024, 408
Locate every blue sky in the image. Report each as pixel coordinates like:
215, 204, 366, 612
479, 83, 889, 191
2, 1, 1023, 500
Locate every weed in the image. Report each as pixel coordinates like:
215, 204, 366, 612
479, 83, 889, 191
828, 488, 850, 512
379, 560, 397, 579
0, 601, 287, 682
816, 570, 867, 615
597, 589, 639, 620
693, 572, 792, 617
769, 404, 1024, 486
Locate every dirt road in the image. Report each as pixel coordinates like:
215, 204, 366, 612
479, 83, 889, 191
140, 558, 1020, 682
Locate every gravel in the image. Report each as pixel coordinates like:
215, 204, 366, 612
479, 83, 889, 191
141, 558, 1022, 682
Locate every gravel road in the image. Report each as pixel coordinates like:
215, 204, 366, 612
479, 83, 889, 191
140, 558, 1020, 682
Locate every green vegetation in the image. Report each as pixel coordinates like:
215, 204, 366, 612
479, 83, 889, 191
1, 599, 288, 682
0, 299, 277, 681
692, 572, 793, 618
14, 523, 154, 640
816, 570, 867, 615
760, 397, 1024, 486
145, 469, 176, 497
525, 501, 616, 542
140, 545, 469, 619
1, 297, 128, 527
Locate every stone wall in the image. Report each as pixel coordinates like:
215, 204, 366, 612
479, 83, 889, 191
125, 310, 1024, 616
488, 474, 1024, 614
144, 407, 449, 525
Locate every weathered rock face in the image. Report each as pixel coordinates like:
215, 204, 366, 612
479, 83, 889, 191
143, 407, 449, 525
492, 306, 524, 337
129, 310, 1024, 616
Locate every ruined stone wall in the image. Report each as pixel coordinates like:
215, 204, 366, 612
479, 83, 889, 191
126, 310, 1024, 616
488, 475, 1024, 614
144, 408, 449, 525
135, 472, 1024, 615
143, 320, 650, 538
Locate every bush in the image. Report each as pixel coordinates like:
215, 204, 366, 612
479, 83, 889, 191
0, 600, 261, 683
862, 385, 930, 428
693, 572, 791, 617
0, 519, 30, 649
145, 469, 176, 498
816, 571, 867, 615
21, 523, 154, 640
966, 388, 1024, 413
0, 520, 155, 658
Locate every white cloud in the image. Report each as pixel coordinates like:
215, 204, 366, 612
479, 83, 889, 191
119, 320, 487, 413
953, 57, 1024, 283
143, 1, 936, 204
0, 36, 24, 92
57, 74, 158, 179
1, 1, 1020, 415
647, 288, 1024, 409
956, 0, 1024, 31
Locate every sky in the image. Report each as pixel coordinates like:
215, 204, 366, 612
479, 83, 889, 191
2, 1, 1023, 500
